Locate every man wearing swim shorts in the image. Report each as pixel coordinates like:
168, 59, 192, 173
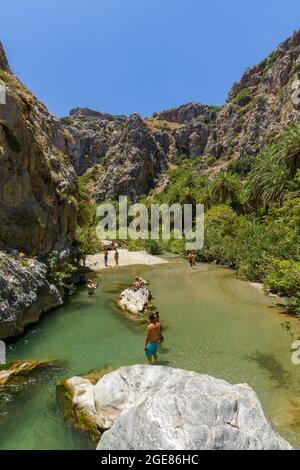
144, 313, 159, 363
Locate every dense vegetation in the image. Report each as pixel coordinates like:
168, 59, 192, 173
73, 123, 300, 314
135, 124, 300, 315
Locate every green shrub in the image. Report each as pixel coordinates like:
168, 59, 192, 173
235, 89, 252, 107
144, 240, 162, 255
228, 157, 254, 176
264, 259, 300, 297
97, 156, 107, 166
252, 95, 266, 108
46, 252, 77, 295
206, 156, 217, 166
203, 105, 222, 124
259, 51, 276, 72
60, 116, 74, 126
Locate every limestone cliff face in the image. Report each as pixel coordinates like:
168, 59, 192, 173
0, 41, 11, 73
0, 251, 63, 339
205, 29, 300, 159
0, 50, 78, 256
63, 29, 300, 200
95, 114, 166, 201
63, 105, 210, 200
152, 102, 209, 123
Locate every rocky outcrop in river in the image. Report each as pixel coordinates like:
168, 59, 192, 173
0, 359, 61, 386
118, 286, 152, 319
57, 365, 292, 450
0, 251, 63, 339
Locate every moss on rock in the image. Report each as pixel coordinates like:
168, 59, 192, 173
0, 359, 61, 386
56, 367, 113, 441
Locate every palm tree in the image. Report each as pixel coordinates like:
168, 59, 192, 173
277, 124, 300, 176
210, 172, 241, 206
245, 145, 290, 208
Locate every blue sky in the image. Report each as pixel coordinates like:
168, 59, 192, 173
1, 0, 299, 117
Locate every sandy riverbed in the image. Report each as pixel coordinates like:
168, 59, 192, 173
85, 249, 168, 271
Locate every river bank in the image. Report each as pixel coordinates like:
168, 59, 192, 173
85, 249, 168, 271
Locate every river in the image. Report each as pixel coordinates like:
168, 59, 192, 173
0, 258, 299, 449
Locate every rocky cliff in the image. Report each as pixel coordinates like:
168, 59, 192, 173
0, 44, 78, 256
58, 365, 292, 450
0, 42, 80, 338
62, 29, 300, 201
205, 29, 300, 160
0, 251, 63, 339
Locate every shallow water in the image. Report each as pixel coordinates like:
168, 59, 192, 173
0, 258, 299, 449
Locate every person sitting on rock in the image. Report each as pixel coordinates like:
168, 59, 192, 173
87, 279, 98, 296
133, 277, 143, 290
144, 313, 159, 363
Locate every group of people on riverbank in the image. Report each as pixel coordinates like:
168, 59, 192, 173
104, 245, 119, 267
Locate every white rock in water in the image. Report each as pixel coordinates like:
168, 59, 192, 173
66, 365, 293, 450
119, 288, 151, 315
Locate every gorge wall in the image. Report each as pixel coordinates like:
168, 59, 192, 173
62, 29, 300, 201
0, 42, 78, 256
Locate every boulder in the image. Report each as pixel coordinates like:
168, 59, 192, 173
58, 365, 293, 450
56, 367, 113, 441
118, 287, 152, 319
0, 251, 63, 339
0, 359, 62, 386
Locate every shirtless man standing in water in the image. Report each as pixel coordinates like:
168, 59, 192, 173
144, 313, 159, 363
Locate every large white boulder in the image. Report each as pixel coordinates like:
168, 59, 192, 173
63, 365, 293, 450
119, 287, 151, 315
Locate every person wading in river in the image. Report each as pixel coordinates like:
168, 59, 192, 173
192, 251, 197, 268
144, 313, 159, 363
155, 311, 164, 353
188, 252, 193, 268
87, 279, 98, 296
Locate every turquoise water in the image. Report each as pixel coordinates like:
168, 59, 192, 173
0, 258, 299, 449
